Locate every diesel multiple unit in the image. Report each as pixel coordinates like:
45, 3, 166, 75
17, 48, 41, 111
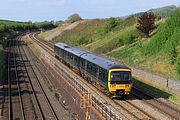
54, 42, 132, 96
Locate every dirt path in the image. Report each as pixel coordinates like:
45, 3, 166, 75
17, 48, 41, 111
39, 20, 86, 41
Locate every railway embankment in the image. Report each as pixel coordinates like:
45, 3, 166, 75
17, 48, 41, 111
131, 66, 180, 96
26, 32, 180, 120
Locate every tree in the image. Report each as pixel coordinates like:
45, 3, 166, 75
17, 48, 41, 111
67, 13, 82, 23
136, 12, 156, 37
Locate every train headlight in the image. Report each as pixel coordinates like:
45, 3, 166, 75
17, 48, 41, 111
110, 84, 115, 87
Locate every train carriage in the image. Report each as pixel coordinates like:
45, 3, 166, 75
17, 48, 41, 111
54, 42, 132, 96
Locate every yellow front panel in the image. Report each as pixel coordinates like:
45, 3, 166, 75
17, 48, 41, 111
108, 69, 132, 95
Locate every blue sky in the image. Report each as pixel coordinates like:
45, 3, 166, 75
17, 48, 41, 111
0, 0, 179, 22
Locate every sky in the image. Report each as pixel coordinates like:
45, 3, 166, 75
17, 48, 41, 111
0, 0, 180, 22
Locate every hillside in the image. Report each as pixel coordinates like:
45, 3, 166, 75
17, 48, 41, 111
132, 5, 178, 18
39, 20, 85, 41
46, 9, 180, 80
148, 5, 177, 17
108, 9, 180, 80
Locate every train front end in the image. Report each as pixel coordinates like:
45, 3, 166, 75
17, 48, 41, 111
108, 68, 132, 96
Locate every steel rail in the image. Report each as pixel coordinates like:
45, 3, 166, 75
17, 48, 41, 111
7, 39, 12, 120
16, 38, 45, 120
132, 86, 180, 120
19, 37, 59, 120
32, 32, 180, 120
30, 32, 159, 119
14, 39, 26, 120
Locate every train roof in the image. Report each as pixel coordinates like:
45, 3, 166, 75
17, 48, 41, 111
81, 52, 128, 70
55, 42, 87, 56
54, 42, 69, 49
55, 42, 129, 70
65, 46, 87, 56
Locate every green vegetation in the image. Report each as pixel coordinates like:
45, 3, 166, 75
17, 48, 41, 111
51, 9, 180, 80
0, 20, 56, 45
53, 17, 137, 53
98, 17, 118, 35
109, 9, 180, 80
143, 9, 180, 55
148, 5, 177, 18
0, 19, 56, 77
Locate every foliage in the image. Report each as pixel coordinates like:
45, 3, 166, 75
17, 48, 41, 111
67, 13, 82, 23
121, 31, 138, 45
35, 21, 56, 30
98, 17, 118, 35
68, 36, 90, 46
169, 43, 178, 64
0, 20, 56, 46
143, 9, 180, 55
176, 62, 180, 74
136, 12, 156, 37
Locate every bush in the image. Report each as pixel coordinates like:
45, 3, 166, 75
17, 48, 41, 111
122, 31, 138, 45
176, 62, 180, 74
69, 36, 89, 46
169, 44, 178, 64
98, 17, 118, 36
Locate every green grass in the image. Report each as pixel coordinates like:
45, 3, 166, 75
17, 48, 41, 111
52, 17, 137, 54
50, 10, 180, 80
107, 10, 180, 80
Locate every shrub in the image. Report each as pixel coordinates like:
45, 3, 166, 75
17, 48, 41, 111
122, 31, 138, 45
176, 62, 180, 74
98, 17, 118, 36
169, 44, 178, 64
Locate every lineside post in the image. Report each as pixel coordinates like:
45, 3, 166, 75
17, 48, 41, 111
80, 92, 92, 120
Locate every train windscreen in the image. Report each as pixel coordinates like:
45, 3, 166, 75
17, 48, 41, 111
110, 71, 131, 84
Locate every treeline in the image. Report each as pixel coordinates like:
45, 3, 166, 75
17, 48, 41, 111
0, 20, 57, 46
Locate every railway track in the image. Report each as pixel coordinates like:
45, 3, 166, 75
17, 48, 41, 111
28, 32, 180, 120
7, 39, 25, 120
17, 36, 59, 120
5, 36, 59, 120
131, 86, 180, 120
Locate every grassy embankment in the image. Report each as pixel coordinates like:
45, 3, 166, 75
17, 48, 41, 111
49, 10, 180, 103
22, 34, 41, 58
52, 10, 180, 80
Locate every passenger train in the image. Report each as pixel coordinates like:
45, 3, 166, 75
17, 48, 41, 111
54, 42, 132, 96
